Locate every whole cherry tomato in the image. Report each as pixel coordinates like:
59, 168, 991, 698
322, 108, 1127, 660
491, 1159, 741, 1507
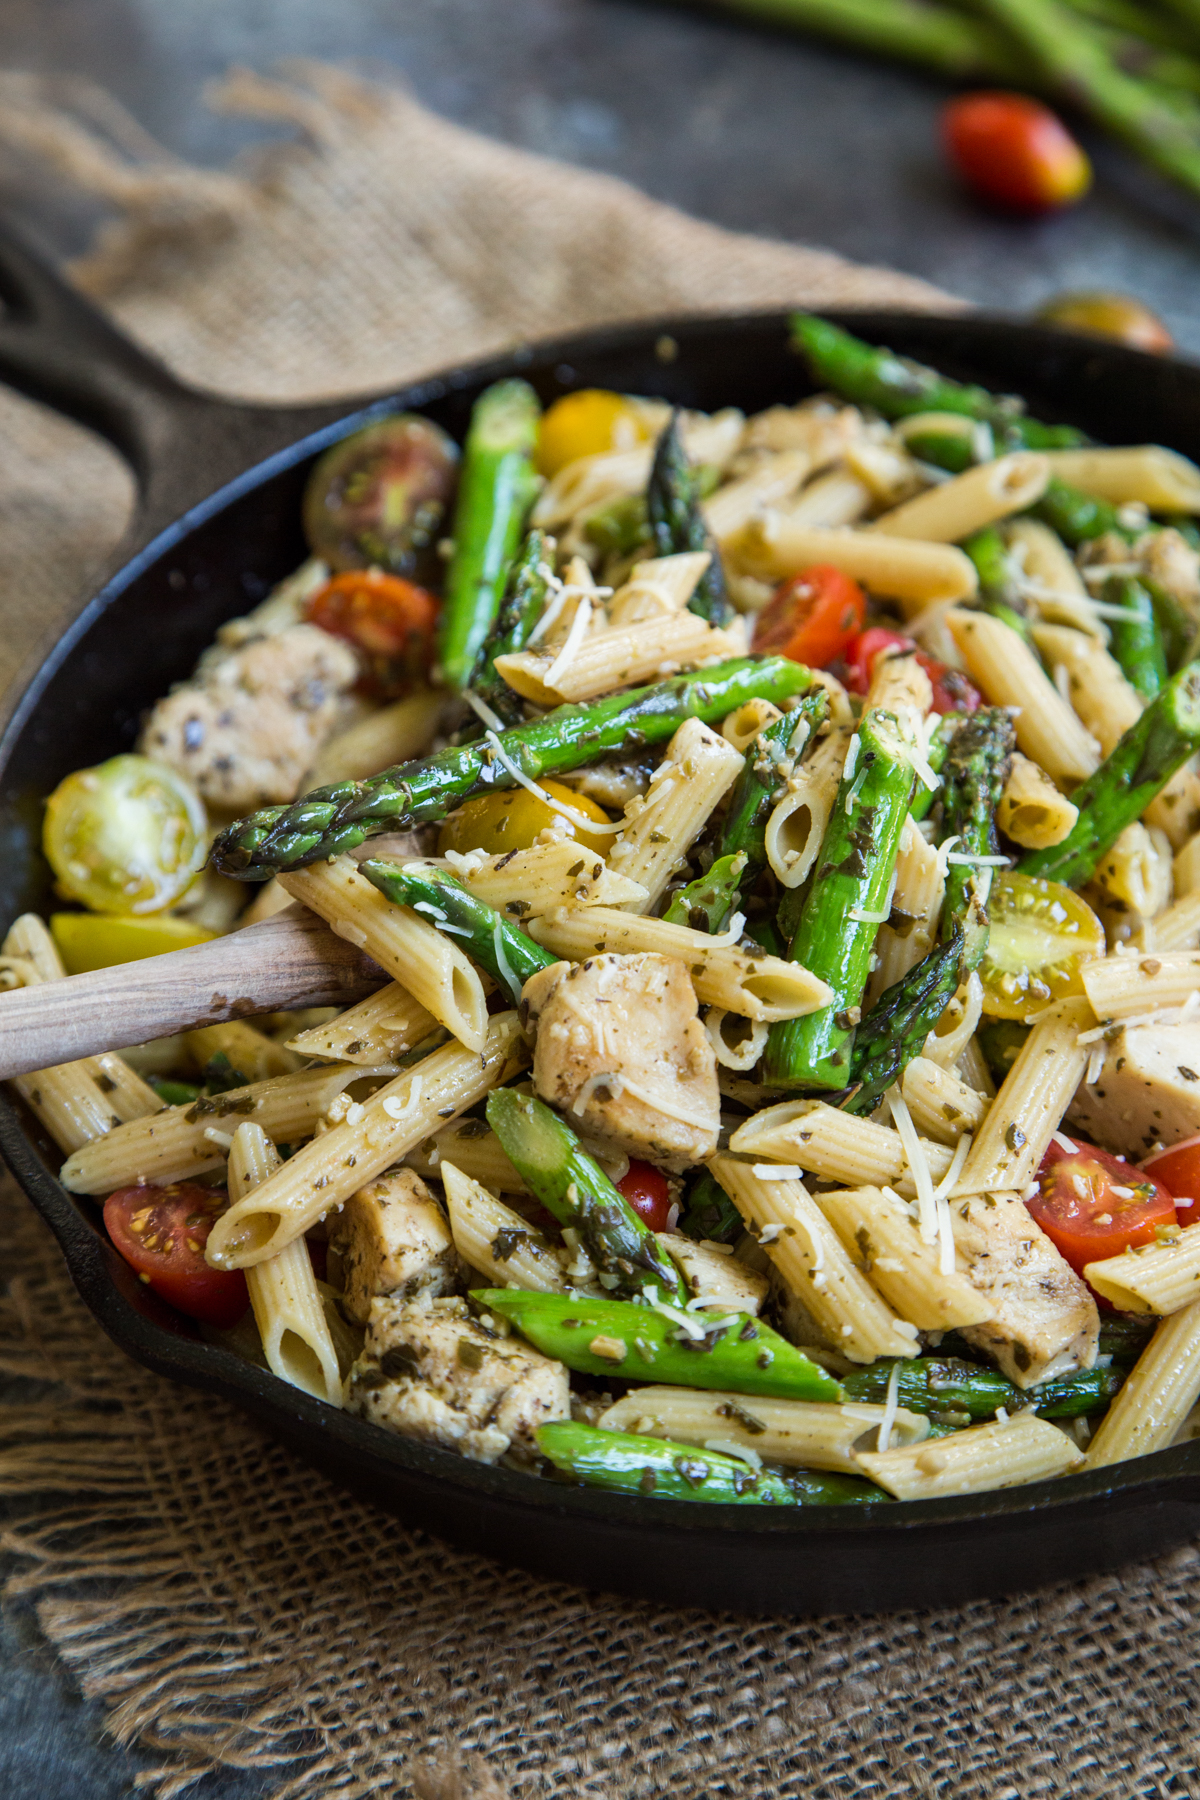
1143, 1136, 1200, 1216
308, 569, 438, 698
1026, 1137, 1177, 1282
943, 92, 1092, 213
104, 1183, 250, 1327
752, 565, 866, 669
617, 1160, 675, 1234
845, 626, 981, 715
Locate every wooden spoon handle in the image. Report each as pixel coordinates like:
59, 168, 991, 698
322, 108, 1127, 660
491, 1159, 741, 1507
0, 905, 386, 1080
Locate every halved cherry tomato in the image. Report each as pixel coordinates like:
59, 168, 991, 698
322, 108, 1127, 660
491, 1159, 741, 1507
51, 911, 214, 974
302, 414, 458, 584
942, 92, 1092, 214
1036, 291, 1174, 355
536, 390, 649, 479
845, 626, 981, 715
1027, 1137, 1177, 1280
308, 569, 438, 699
104, 1183, 249, 1327
43, 753, 207, 916
617, 1160, 674, 1234
977, 871, 1106, 1021
752, 566, 866, 669
1143, 1136, 1200, 1217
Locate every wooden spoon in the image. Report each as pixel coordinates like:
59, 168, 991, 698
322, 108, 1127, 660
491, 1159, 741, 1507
0, 905, 387, 1080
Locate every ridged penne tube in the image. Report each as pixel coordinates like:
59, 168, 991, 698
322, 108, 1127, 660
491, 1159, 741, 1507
205, 1013, 526, 1269
531, 446, 652, 530
461, 840, 648, 916
864, 650, 933, 719
441, 1161, 567, 1292
921, 972, 984, 1072
705, 1009, 770, 1070
868, 453, 1049, 543
1139, 887, 1200, 954
1083, 1222, 1200, 1315
721, 698, 782, 753
286, 981, 437, 1065
865, 815, 944, 1003
947, 611, 1100, 785
729, 1102, 954, 1199
953, 998, 1093, 1197
856, 1408, 1084, 1500
702, 449, 811, 544
898, 1056, 989, 1145
997, 753, 1079, 850
815, 1186, 995, 1331
527, 906, 833, 1022
781, 469, 872, 529
404, 1119, 526, 1192
732, 517, 977, 613
764, 727, 850, 889
844, 438, 922, 508
1081, 950, 1200, 1020
708, 1154, 917, 1361
1031, 623, 1140, 758
605, 552, 711, 624
279, 856, 488, 1053
228, 1123, 343, 1406
1175, 832, 1200, 898
1146, 761, 1200, 852
61, 1063, 376, 1195
1093, 823, 1173, 919
3, 912, 65, 982
605, 718, 745, 912
307, 690, 445, 787
186, 1021, 302, 1083
598, 1387, 930, 1473
1004, 517, 1101, 636
93, 1054, 163, 1124
1084, 1300, 1200, 1468
1045, 446, 1200, 512
494, 612, 738, 707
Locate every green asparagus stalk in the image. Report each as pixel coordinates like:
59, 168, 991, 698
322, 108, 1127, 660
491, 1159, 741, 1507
678, 1169, 744, 1244
763, 709, 917, 1091
704, 0, 1031, 82
977, 1017, 1030, 1085
211, 658, 812, 877
909, 713, 961, 823
477, 1287, 841, 1400
900, 417, 989, 474
535, 1419, 882, 1504
357, 860, 557, 1003
646, 414, 733, 626
1030, 477, 1127, 546
844, 929, 965, 1117
662, 852, 749, 934
439, 380, 541, 693
584, 493, 652, 558
1105, 573, 1168, 701
962, 527, 1036, 645
1147, 577, 1200, 674
1099, 1314, 1157, 1367
485, 1090, 686, 1302
470, 528, 554, 725
841, 1356, 1124, 1421
1019, 660, 1200, 885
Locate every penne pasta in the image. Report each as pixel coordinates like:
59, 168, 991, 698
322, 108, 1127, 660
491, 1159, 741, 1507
721, 697, 782, 753
598, 1387, 930, 1473
866, 814, 944, 1004
704, 1009, 770, 1071
997, 752, 1079, 850
1084, 1300, 1200, 1467
780, 469, 873, 529
1093, 822, 1173, 920
495, 611, 739, 708
868, 452, 1049, 543
1004, 517, 1102, 636
1031, 622, 1139, 757
763, 726, 851, 890
702, 450, 810, 545
1084, 1222, 1200, 1314
864, 649, 932, 719
1138, 887, 1200, 954
1045, 446, 1200, 512
729, 1101, 954, 1199
286, 981, 438, 1065
898, 1055, 989, 1145
660, 1233, 769, 1314
404, 1118, 527, 1193
605, 552, 711, 624
953, 998, 1094, 1197
1081, 949, 1200, 1020
186, 1020, 302, 1083
306, 690, 445, 787
731, 516, 978, 613
947, 610, 1100, 785
815, 1185, 996, 1331
605, 718, 745, 913
460, 839, 648, 916
441, 1161, 569, 1293
1174, 831, 1200, 898
856, 1408, 1084, 1500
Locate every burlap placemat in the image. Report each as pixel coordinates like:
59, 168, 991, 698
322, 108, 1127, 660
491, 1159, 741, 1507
1, 61, 1195, 1800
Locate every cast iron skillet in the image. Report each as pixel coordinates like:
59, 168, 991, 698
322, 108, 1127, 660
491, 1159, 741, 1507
2, 224, 1199, 1617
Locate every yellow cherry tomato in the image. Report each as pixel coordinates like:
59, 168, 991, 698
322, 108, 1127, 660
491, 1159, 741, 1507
536, 390, 649, 479
1035, 290, 1174, 355
51, 911, 215, 974
977, 871, 1105, 1022
438, 780, 613, 859
43, 754, 207, 915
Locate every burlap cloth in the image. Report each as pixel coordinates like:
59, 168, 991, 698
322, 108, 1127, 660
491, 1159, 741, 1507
0, 61, 1196, 1800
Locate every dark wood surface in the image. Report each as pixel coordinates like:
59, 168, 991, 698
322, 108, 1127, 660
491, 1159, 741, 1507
3, 2, 1199, 1795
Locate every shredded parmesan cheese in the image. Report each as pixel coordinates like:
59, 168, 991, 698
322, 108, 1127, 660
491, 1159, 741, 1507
463, 689, 507, 733
543, 595, 593, 687
751, 1163, 805, 1181
484, 730, 623, 834
888, 1084, 938, 1244
877, 1358, 902, 1454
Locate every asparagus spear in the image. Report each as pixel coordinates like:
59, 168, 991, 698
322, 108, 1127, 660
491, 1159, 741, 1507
646, 414, 733, 626
536, 1419, 882, 1504
962, 528, 1036, 646
844, 929, 965, 1117
584, 493, 652, 558
1099, 1314, 1157, 1367
478, 1287, 841, 1400
841, 1356, 1124, 1420
662, 852, 749, 934
357, 860, 557, 1003
1147, 577, 1200, 674
762, 709, 917, 1091
439, 380, 541, 693
1019, 660, 1200, 885
909, 713, 962, 823
1105, 573, 1168, 701
678, 1169, 744, 1244
704, 0, 1031, 83
211, 658, 812, 877
470, 528, 554, 726
485, 1090, 686, 1302
1030, 477, 1127, 547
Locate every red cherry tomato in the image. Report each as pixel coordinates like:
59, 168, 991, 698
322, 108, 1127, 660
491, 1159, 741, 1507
1026, 1136, 1177, 1282
943, 92, 1092, 214
617, 1160, 674, 1234
308, 569, 438, 698
752, 566, 866, 669
104, 1183, 250, 1328
845, 627, 981, 716
1143, 1136, 1200, 1220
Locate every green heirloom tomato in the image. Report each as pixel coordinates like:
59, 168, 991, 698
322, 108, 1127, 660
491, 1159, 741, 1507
43, 754, 207, 915
302, 415, 459, 583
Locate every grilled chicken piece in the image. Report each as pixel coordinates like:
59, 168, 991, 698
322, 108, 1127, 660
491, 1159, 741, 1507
329, 1169, 457, 1326
141, 623, 358, 810
344, 1294, 569, 1463
523, 952, 720, 1170
1068, 1024, 1200, 1159
954, 1193, 1099, 1388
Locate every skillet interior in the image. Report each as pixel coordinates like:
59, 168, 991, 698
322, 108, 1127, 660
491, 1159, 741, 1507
5, 308, 1200, 1615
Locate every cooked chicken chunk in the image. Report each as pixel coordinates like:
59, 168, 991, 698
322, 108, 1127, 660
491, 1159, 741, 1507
523, 952, 720, 1169
954, 1193, 1099, 1388
344, 1294, 569, 1463
141, 623, 358, 810
329, 1169, 457, 1326
1139, 527, 1200, 614
1069, 1024, 1200, 1158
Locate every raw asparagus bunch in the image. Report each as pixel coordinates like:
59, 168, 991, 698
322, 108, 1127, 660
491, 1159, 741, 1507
210, 658, 812, 878
469, 527, 555, 726
485, 1091, 687, 1303
647, 413, 734, 626
357, 860, 557, 1002
536, 1420, 882, 1504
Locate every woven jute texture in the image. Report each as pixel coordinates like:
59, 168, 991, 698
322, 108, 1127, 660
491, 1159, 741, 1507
1, 61, 1196, 1800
